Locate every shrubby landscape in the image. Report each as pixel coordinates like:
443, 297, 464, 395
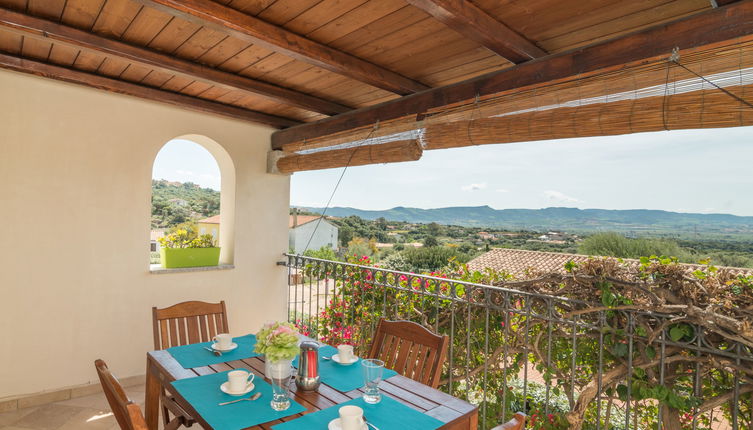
151, 179, 220, 228
147, 183, 753, 268
298, 210, 753, 269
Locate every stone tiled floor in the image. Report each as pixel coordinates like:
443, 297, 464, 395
0, 385, 150, 430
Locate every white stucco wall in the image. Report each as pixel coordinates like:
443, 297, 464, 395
289, 220, 339, 253
0, 70, 290, 399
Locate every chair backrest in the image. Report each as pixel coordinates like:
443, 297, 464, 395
491, 412, 526, 430
367, 318, 449, 388
94, 359, 147, 430
152, 300, 229, 349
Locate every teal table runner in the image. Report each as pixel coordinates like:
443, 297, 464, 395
171, 370, 306, 430
315, 345, 398, 392
270, 395, 444, 430
167, 334, 259, 368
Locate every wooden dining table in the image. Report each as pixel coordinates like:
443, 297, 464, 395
145, 349, 478, 430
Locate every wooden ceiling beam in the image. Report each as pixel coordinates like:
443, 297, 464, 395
140, 0, 430, 95
404, 0, 546, 63
0, 8, 349, 116
271, 0, 753, 149
0, 52, 300, 128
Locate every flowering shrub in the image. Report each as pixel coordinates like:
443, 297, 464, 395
158, 229, 216, 248
254, 321, 299, 362
528, 410, 569, 430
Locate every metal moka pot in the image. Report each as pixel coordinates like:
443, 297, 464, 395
296, 340, 321, 391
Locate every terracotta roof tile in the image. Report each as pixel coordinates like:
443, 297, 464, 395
467, 249, 594, 276
198, 215, 221, 224
467, 248, 752, 277
289, 215, 322, 228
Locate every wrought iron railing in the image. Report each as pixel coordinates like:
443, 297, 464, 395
284, 254, 753, 430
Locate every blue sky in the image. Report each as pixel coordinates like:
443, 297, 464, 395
153, 127, 753, 216
153, 139, 221, 190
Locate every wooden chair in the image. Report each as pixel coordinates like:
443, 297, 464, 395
94, 359, 149, 430
491, 412, 526, 430
152, 300, 229, 349
367, 318, 449, 388
152, 300, 228, 428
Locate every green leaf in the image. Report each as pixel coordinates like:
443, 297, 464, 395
645, 346, 656, 360
613, 343, 628, 357
654, 385, 670, 402
616, 384, 628, 401
564, 260, 578, 272
669, 324, 692, 342
667, 391, 683, 409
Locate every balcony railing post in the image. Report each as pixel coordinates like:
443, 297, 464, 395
500, 291, 510, 421
625, 311, 634, 430
596, 311, 605, 430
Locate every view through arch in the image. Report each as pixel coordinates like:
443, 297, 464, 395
150, 135, 235, 267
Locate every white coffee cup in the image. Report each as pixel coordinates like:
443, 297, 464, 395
337, 344, 354, 362
227, 370, 254, 394
339, 405, 364, 430
213, 333, 233, 349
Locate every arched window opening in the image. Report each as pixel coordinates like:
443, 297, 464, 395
150, 135, 235, 269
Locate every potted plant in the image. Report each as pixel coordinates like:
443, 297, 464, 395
158, 229, 220, 268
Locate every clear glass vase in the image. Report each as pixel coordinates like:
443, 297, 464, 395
266, 358, 293, 411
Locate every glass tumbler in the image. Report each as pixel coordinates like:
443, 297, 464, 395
267, 359, 293, 411
362, 359, 385, 404
270, 374, 291, 411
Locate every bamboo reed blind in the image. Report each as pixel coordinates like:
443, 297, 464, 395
422, 40, 753, 149
276, 139, 421, 173
285, 38, 753, 157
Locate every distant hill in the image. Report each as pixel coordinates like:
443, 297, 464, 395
299, 206, 753, 239
151, 179, 220, 228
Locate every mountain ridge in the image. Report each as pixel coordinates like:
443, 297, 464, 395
298, 206, 753, 237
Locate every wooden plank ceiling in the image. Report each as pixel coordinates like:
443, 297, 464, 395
0, 0, 720, 131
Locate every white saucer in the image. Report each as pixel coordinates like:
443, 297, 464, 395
327, 418, 367, 430
332, 354, 359, 365
212, 342, 238, 352
220, 381, 254, 396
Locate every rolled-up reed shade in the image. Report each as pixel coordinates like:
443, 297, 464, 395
422, 85, 753, 149
276, 139, 422, 173
280, 115, 420, 154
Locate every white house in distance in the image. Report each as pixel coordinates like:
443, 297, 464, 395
289, 214, 339, 254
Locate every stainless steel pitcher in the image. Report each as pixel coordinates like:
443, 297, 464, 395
295, 340, 321, 391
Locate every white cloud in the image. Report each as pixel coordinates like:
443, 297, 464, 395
176, 170, 195, 176
461, 182, 487, 191
544, 190, 581, 203
496, 188, 509, 193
